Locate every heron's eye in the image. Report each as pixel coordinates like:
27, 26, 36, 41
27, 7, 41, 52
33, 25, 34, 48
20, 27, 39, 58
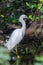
23, 18, 27, 21
23, 18, 26, 20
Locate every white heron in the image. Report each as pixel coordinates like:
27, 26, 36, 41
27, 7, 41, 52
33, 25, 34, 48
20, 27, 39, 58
4, 14, 27, 50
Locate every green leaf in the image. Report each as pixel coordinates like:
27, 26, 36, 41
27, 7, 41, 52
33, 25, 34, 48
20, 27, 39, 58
26, 2, 30, 7
32, 16, 35, 21
41, 42, 43, 47
40, 7, 43, 13
5, 61, 10, 65
0, 59, 4, 64
40, 15, 43, 19
34, 62, 43, 65
0, 46, 10, 65
25, 48, 29, 54
15, 59, 21, 65
40, 0, 43, 2
1, 15, 4, 18
31, 4, 37, 8
0, 46, 10, 60
38, 3, 42, 9
28, 15, 33, 20
36, 16, 40, 20
12, 17, 18, 23
35, 55, 43, 62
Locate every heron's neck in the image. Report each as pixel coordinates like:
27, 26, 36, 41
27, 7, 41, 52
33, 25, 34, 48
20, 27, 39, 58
19, 19, 26, 31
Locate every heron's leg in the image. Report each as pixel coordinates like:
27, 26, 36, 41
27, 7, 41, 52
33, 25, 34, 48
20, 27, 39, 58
16, 45, 22, 60
15, 45, 18, 55
11, 45, 18, 54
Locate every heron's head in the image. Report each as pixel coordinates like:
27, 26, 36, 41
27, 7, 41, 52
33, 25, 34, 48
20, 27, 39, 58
19, 14, 27, 22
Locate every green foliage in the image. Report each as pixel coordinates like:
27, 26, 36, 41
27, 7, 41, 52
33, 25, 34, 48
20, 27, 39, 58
40, 0, 43, 2
28, 15, 40, 21
39, 7, 43, 13
35, 55, 43, 62
37, 3, 42, 9
34, 62, 43, 65
28, 15, 33, 20
0, 0, 43, 22
26, 2, 37, 9
40, 15, 43, 19
14, 59, 21, 65
34, 55, 43, 65
12, 17, 18, 23
26, 1, 43, 21
42, 42, 43, 47
26, 2, 30, 7
0, 46, 10, 65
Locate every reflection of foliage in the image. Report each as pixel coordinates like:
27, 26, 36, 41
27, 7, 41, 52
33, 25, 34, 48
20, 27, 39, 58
0, 46, 10, 65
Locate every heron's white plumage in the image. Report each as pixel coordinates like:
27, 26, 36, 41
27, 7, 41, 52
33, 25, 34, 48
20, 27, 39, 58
4, 14, 27, 50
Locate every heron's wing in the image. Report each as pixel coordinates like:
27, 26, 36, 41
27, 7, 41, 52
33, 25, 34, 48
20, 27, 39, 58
9, 29, 22, 43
